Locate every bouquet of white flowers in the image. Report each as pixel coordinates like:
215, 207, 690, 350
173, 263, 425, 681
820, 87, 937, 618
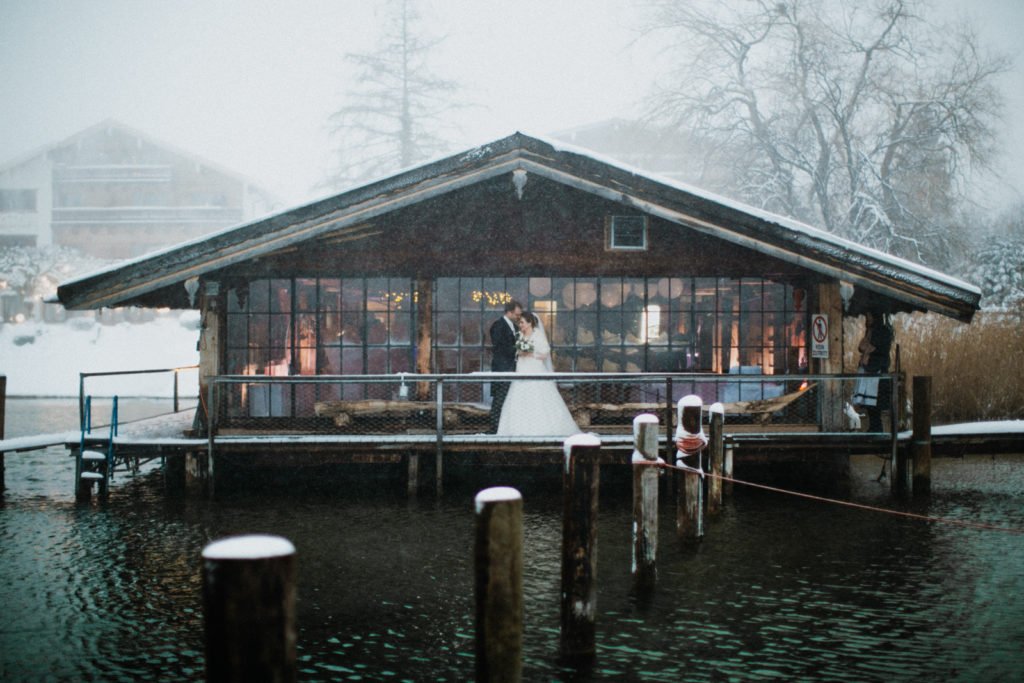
514, 331, 534, 355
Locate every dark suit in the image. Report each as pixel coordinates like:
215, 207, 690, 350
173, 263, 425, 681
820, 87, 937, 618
489, 315, 518, 432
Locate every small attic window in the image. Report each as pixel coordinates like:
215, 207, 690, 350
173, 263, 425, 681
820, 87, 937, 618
607, 215, 648, 251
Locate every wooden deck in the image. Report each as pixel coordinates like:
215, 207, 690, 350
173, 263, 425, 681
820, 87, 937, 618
3, 411, 1019, 472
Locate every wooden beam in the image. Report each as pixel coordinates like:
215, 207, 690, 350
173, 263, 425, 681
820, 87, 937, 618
415, 277, 433, 399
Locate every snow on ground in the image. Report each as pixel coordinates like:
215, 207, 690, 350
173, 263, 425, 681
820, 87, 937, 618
0, 314, 199, 397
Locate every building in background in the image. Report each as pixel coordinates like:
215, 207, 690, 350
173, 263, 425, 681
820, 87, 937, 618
0, 120, 278, 258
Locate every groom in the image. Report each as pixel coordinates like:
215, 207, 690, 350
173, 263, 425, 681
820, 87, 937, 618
488, 299, 523, 433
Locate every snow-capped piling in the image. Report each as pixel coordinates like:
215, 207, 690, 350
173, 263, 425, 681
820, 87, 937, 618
202, 534, 297, 682
708, 402, 725, 515
474, 487, 523, 682
631, 415, 660, 591
675, 396, 705, 541
560, 434, 601, 664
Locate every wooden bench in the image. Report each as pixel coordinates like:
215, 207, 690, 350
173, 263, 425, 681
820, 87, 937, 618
314, 399, 490, 429
569, 384, 816, 427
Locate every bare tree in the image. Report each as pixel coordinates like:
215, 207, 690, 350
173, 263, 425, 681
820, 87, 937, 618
644, 0, 1009, 268
326, 0, 466, 189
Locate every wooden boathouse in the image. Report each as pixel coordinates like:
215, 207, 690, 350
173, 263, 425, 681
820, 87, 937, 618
54, 132, 981, 492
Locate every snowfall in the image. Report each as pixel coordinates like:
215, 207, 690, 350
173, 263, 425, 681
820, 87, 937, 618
1, 314, 1020, 439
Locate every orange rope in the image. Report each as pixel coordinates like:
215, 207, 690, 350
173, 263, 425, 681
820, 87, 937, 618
646, 460, 1024, 535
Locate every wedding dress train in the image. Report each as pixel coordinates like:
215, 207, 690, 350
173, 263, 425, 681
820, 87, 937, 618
496, 326, 580, 437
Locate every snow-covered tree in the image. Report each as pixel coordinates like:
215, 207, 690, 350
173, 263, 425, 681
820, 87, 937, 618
0, 246, 109, 304
643, 0, 1009, 269
325, 0, 468, 189
961, 202, 1024, 310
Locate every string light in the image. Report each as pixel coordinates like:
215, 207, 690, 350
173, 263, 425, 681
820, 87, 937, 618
470, 290, 512, 306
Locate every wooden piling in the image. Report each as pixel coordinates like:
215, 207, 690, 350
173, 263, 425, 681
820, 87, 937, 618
202, 534, 297, 683
676, 461, 704, 541
0, 374, 5, 491
407, 452, 419, 497
164, 453, 186, 494
911, 375, 932, 496
560, 434, 601, 664
474, 487, 523, 682
631, 415, 660, 591
707, 402, 724, 515
723, 444, 734, 496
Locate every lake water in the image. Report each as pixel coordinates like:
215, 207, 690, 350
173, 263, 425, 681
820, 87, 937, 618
2, 398, 1023, 681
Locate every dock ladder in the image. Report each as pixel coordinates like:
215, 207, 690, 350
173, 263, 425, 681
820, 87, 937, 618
76, 396, 118, 498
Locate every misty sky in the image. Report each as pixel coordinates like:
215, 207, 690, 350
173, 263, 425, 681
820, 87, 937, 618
2, 0, 1022, 211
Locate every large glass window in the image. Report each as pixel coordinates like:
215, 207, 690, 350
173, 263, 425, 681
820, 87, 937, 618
223, 275, 807, 416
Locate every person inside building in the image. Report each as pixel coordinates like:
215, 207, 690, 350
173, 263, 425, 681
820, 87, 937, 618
852, 308, 894, 432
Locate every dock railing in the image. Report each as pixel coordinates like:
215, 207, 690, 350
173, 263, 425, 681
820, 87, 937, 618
78, 365, 200, 433
206, 371, 899, 445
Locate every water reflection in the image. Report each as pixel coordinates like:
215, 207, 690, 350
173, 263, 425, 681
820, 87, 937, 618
2, 399, 1023, 680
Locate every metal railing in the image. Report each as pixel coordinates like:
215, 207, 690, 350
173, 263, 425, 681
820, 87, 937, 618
78, 365, 200, 432
206, 371, 899, 442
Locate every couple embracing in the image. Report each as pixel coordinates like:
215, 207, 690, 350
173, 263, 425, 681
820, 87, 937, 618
488, 300, 581, 437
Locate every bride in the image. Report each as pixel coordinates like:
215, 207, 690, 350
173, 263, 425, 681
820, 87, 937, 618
497, 311, 581, 437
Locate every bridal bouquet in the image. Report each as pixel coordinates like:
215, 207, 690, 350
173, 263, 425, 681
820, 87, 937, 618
514, 332, 534, 355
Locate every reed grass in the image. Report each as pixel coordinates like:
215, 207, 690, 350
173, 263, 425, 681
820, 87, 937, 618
887, 309, 1024, 424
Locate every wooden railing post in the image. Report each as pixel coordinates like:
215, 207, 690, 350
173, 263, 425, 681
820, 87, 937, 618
474, 487, 523, 682
631, 415, 660, 592
560, 433, 601, 664
912, 375, 932, 497
707, 402, 724, 515
202, 535, 297, 683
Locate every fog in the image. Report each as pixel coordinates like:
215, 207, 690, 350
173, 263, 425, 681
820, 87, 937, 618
1, 0, 1021, 209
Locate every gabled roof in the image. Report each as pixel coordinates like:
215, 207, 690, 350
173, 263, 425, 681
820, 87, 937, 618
0, 119, 276, 200
57, 132, 980, 321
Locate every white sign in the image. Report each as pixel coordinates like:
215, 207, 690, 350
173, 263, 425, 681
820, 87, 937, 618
810, 314, 829, 359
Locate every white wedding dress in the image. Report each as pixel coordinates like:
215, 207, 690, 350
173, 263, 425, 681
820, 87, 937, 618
497, 325, 581, 437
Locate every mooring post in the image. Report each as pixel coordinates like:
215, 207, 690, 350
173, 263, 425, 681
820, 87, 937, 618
891, 373, 911, 497
723, 443, 734, 496
631, 414, 661, 592
0, 374, 6, 491
560, 433, 601, 665
911, 375, 932, 497
707, 402, 724, 515
202, 534, 297, 683
474, 487, 523, 682
675, 396, 705, 541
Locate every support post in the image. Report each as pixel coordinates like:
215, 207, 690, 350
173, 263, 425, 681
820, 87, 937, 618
911, 375, 932, 497
0, 374, 5, 491
560, 434, 601, 665
707, 402, 724, 515
164, 453, 186, 494
474, 487, 523, 682
435, 379, 444, 497
631, 415, 660, 592
407, 452, 419, 497
202, 535, 297, 683
813, 282, 845, 431
415, 277, 433, 399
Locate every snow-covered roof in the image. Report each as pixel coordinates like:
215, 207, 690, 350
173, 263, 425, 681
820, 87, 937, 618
0, 118, 277, 201
57, 132, 980, 320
